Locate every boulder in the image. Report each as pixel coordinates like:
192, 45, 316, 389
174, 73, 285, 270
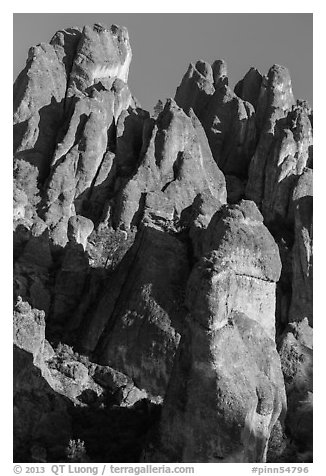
67, 215, 94, 250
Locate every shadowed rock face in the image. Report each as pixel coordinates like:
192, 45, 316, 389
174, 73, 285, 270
13, 23, 312, 463
234, 67, 263, 111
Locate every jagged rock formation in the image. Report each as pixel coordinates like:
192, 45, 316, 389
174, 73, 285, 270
13, 23, 312, 463
175, 59, 256, 178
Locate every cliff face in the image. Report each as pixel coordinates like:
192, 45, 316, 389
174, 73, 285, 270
13, 23, 312, 464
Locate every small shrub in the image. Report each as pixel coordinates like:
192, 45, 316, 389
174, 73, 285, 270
66, 439, 89, 462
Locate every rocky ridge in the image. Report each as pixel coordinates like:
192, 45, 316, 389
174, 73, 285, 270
13, 23, 312, 463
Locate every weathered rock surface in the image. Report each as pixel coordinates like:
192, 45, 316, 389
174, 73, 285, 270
13, 23, 313, 463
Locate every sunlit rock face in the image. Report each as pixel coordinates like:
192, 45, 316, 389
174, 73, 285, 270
13, 22, 312, 464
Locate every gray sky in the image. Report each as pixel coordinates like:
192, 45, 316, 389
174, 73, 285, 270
13, 13, 313, 111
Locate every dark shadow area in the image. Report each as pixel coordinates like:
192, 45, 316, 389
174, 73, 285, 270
70, 395, 161, 463
14, 97, 67, 183
13, 218, 161, 462
13, 345, 73, 462
296, 194, 313, 231
94, 225, 190, 353
14, 345, 161, 463
49, 27, 82, 81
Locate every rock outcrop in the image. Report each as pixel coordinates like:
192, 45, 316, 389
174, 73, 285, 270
13, 22, 313, 463
144, 201, 285, 462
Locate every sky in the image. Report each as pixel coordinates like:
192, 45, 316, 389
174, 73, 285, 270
13, 12, 313, 116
